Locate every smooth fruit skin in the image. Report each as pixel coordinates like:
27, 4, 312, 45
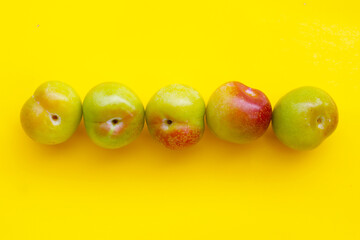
20, 81, 82, 145
146, 84, 206, 150
83, 82, 144, 149
206, 81, 272, 144
272, 86, 338, 150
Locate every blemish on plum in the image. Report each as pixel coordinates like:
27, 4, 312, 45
166, 119, 173, 125
112, 119, 119, 125
51, 114, 59, 121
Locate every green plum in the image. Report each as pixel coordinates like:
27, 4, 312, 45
146, 84, 205, 150
206, 81, 272, 144
20, 81, 82, 144
272, 86, 338, 150
83, 82, 144, 149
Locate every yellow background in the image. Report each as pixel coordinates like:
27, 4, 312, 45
1, 0, 359, 239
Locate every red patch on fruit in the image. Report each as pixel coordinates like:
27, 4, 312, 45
96, 121, 125, 137
95, 111, 135, 138
226, 82, 269, 106
225, 82, 272, 138
155, 125, 201, 150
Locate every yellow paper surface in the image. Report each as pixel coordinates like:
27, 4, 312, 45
0, 0, 359, 239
